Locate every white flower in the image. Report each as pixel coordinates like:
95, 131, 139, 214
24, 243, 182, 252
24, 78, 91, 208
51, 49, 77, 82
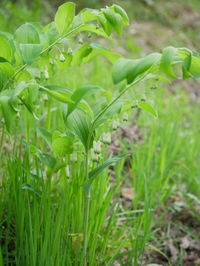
93, 140, 102, 154
112, 119, 120, 130
44, 69, 49, 79
59, 53, 65, 62
91, 149, 100, 162
101, 132, 111, 144
122, 113, 129, 122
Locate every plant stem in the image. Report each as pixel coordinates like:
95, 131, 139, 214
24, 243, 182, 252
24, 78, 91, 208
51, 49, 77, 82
87, 75, 145, 149
83, 149, 90, 265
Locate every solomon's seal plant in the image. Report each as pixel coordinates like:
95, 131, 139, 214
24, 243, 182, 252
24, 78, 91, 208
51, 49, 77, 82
0, 2, 200, 265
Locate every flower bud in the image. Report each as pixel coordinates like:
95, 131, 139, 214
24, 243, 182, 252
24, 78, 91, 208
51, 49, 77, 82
91, 149, 100, 162
93, 140, 102, 154
49, 58, 54, 65
101, 132, 111, 144
78, 38, 83, 44
112, 119, 120, 130
70, 153, 77, 163
66, 165, 70, 177
59, 53, 65, 62
67, 48, 73, 55
122, 113, 128, 122
44, 68, 49, 80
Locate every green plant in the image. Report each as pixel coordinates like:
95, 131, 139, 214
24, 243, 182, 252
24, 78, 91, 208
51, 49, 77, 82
0, 1, 200, 265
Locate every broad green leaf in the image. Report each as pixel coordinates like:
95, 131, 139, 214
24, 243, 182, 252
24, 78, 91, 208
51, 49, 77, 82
138, 101, 157, 117
43, 22, 60, 45
80, 8, 100, 22
66, 109, 93, 149
112, 5, 129, 25
37, 152, 56, 168
112, 53, 161, 84
19, 44, 43, 64
0, 95, 16, 132
86, 153, 129, 185
38, 128, 52, 147
15, 23, 40, 44
73, 24, 110, 39
0, 62, 14, 90
52, 130, 74, 156
20, 97, 39, 120
0, 36, 13, 62
98, 14, 113, 36
71, 44, 93, 66
189, 56, 200, 79
54, 2, 75, 34
67, 85, 103, 116
82, 43, 120, 64
182, 52, 192, 79
160, 46, 177, 79
0, 62, 14, 77
40, 86, 74, 104
102, 8, 123, 35
0, 57, 8, 63
79, 100, 94, 119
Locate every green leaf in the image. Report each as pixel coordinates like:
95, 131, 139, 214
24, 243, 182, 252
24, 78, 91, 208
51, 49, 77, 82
112, 53, 161, 84
87, 153, 128, 185
39, 86, 74, 104
0, 95, 16, 132
138, 101, 157, 117
0, 36, 13, 62
102, 8, 123, 35
67, 85, 103, 116
73, 24, 110, 39
80, 8, 100, 22
71, 44, 93, 66
15, 23, 40, 44
20, 97, 39, 120
43, 22, 60, 45
52, 130, 74, 156
19, 44, 43, 64
82, 43, 120, 64
160, 46, 177, 79
0, 62, 14, 90
66, 109, 93, 149
112, 4, 129, 25
189, 56, 200, 79
54, 2, 75, 34
37, 152, 56, 168
182, 52, 192, 79
38, 127, 52, 147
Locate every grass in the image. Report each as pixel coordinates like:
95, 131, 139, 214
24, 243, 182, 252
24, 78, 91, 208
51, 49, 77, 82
0, 0, 200, 265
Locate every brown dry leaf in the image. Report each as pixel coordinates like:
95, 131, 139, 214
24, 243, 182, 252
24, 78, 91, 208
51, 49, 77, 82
121, 187, 135, 201
180, 236, 191, 249
168, 238, 178, 261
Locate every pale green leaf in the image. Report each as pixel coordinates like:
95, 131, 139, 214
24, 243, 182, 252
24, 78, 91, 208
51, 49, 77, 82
112, 53, 161, 84
138, 101, 157, 117
55, 2, 75, 34
66, 109, 93, 149
0, 36, 13, 62
52, 130, 74, 156
160, 46, 177, 79
15, 23, 40, 44
19, 44, 43, 64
